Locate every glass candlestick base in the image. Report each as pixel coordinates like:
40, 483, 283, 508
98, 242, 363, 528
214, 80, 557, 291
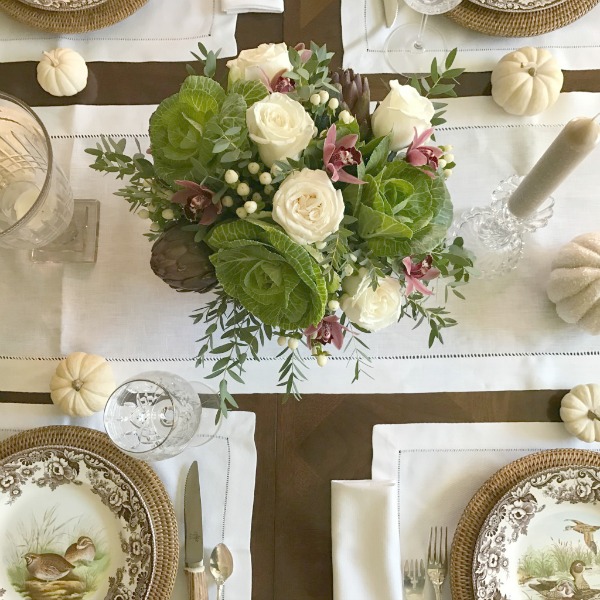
450, 175, 554, 278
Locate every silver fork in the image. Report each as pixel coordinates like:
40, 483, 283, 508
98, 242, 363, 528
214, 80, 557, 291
403, 559, 426, 599
427, 526, 448, 600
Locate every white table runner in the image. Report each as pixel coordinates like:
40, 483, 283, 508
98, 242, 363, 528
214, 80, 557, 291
0, 403, 257, 600
371, 421, 600, 600
2, 95, 600, 394
342, 0, 600, 73
0, 0, 237, 62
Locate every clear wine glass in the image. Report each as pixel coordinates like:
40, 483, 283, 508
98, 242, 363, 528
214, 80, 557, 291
384, 0, 463, 76
103, 371, 221, 461
0, 92, 99, 262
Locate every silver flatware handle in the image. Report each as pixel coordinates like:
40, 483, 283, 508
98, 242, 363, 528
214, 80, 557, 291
185, 565, 209, 600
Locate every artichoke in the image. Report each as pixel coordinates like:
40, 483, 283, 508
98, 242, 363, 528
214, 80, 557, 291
331, 69, 371, 139
150, 223, 217, 293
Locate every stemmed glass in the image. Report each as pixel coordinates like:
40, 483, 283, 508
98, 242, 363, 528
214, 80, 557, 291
385, 0, 463, 76
103, 371, 221, 461
0, 92, 99, 262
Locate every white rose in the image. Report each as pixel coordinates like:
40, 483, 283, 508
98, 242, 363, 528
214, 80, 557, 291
246, 93, 316, 167
226, 42, 292, 84
371, 81, 434, 150
340, 268, 403, 332
272, 168, 344, 245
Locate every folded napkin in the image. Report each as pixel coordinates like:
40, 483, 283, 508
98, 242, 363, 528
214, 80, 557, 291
221, 0, 283, 13
331, 480, 402, 600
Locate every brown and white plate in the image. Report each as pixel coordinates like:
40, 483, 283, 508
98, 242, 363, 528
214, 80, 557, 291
467, 0, 568, 12
16, 0, 108, 11
0, 426, 178, 600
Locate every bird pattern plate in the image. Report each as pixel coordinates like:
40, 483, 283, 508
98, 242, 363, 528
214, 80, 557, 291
473, 465, 600, 599
467, 0, 568, 12
15, 0, 108, 12
0, 445, 153, 600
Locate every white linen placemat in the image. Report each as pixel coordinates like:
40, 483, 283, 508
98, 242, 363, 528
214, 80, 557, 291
371, 422, 600, 600
331, 480, 402, 600
221, 0, 283, 14
2, 94, 600, 394
0, 0, 237, 62
341, 0, 600, 73
0, 403, 257, 600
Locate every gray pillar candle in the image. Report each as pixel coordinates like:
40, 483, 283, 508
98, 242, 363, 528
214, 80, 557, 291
508, 115, 600, 219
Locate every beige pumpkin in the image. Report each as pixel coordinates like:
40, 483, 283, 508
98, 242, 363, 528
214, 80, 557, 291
50, 352, 115, 417
560, 383, 600, 443
547, 232, 600, 335
37, 48, 88, 97
491, 47, 563, 116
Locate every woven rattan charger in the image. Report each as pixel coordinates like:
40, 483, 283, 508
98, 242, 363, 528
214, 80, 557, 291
0, 425, 178, 599
0, 0, 147, 33
450, 448, 600, 600
446, 0, 600, 36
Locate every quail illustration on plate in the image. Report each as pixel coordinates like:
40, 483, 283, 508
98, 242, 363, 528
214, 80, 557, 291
23, 553, 75, 581
65, 536, 96, 563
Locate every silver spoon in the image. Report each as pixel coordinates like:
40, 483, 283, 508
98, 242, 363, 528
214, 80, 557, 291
209, 543, 234, 600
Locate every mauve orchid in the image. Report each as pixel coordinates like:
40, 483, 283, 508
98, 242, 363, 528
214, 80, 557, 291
405, 127, 443, 177
402, 255, 440, 296
323, 124, 365, 185
256, 67, 296, 94
172, 180, 222, 226
304, 315, 348, 350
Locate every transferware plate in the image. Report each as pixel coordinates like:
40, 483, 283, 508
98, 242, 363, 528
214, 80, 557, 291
467, 0, 568, 12
16, 0, 108, 12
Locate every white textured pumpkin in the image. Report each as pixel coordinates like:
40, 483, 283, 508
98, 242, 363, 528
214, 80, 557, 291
50, 352, 115, 417
560, 383, 600, 443
491, 47, 563, 116
547, 232, 600, 335
37, 48, 88, 97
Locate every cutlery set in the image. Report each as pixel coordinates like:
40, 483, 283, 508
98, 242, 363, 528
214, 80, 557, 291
404, 527, 448, 600
185, 462, 234, 600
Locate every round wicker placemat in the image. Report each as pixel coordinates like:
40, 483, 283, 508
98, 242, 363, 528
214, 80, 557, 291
446, 0, 600, 37
450, 448, 600, 600
0, 0, 147, 33
0, 425, 178, 599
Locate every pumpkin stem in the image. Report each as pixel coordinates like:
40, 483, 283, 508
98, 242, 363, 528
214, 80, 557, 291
588, 410, 600, 421
522, 62, 537, 77
72, 378, 84, 392
42, 51, 60, 67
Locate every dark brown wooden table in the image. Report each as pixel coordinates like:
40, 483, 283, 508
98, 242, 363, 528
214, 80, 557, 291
0, 2, 593, 598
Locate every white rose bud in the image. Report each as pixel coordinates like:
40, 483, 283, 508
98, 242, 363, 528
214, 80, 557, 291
316, 354, 328, 367
244, 200, 258, 214
340, 268, 403, 332
236, 207, 248, 219
248, 162, 260, 174
444, 169, 453, 178
277, 335, 287, 346
444, 153, 455, 163
226, 42, 292, 84
328, 299, 340, 311
247, 93, 317, 168
225, 169, 239, 184
237, 182, 250, 196
149, 222, 160, 232
438, 159, 447, 169
288, 338, 299, 350
371, 81, 435, 151
252, 192, 262, 202
264, 184, 274, 195
259, 172, 272, 185
310, 93, 321, 106
442, 144, 453, 152
328, 98, 339, 110
222, 195, 234, 207
272, 168, 345, 245
339, 110, 354, 124
137, 209, 149, 219
162, 208, 174, 220
147, 203, 157, 213
319, 90, 330, 103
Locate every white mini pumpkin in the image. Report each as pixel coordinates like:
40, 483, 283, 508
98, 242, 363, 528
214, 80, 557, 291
37, 48, 88, 97
547, 232, 600, 335
560, 383, 600, 443
50, 352, 115, 417
491, 46, 563, 116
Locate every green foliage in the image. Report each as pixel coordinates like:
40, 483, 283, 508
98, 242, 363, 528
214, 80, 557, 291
228, 79, 269, 106
207, 219, 327, 330
187, 42, 221, 78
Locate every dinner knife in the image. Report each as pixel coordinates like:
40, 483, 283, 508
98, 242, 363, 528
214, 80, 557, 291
383, 0, 399, 27
184, 461, 209, 600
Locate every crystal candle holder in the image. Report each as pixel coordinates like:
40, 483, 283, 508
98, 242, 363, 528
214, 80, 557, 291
450, 175, 555, 278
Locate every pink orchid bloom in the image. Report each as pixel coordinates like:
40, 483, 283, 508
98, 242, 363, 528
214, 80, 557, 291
323, 124, 365, 185
405, 127, 444, 178
256, 68, 296, 94
402, 255, 441, 296
172, 180, 222, 226
304, 315, 348, 350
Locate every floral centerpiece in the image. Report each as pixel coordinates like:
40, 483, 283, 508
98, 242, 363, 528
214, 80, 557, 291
87, 42, 473, 416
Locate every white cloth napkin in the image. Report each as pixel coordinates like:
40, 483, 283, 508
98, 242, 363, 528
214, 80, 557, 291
0, 403, 257, 600
0, 0, 237, 62
331, 480, 402, 600
221, 0, 283, 14
341, 0, 600, 73
371, 422, 600, 600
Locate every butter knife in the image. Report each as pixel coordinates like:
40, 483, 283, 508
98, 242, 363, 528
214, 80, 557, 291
383, 0, 398, 27
184, 461, 209, 600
